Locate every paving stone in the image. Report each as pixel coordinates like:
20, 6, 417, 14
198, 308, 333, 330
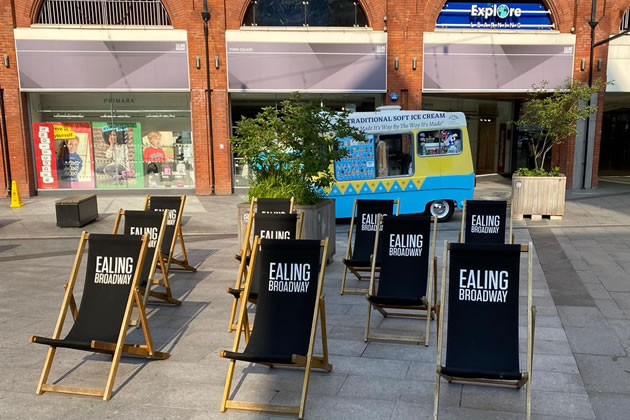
574, 354, 630, 393
328, 355, 410, 379
557, 306, 608, 328
594, 299, 627, 319
588, 392, 630, 420
564, 326, 626, 356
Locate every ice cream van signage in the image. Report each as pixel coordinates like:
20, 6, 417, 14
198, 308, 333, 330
437, 2, 554, 30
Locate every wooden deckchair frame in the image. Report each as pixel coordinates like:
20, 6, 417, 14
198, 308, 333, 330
31, 232, 169, 401
112, 209, 181, 311
220, 236, 331, 419
433, 241, 536, 419
364, 215, 438, 346
340, 198, 400, 295
227, 212, 304, 333
144, 194, 196, 273
458, 200, 514, 244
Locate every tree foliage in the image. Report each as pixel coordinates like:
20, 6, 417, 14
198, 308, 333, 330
231, 93, 365, 204
517, 79, 605, 171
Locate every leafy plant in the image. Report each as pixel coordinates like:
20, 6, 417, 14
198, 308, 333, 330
514, 166, 561, 177
516, 79, 606, 172
231, 93, 365, 205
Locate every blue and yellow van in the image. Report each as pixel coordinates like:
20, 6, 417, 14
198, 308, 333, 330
327, 106, 474, 221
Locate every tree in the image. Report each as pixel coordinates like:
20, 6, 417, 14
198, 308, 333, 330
517, 79, 605, 172
231, 93, 365, 204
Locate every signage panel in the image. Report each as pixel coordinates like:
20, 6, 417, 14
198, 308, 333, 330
437, 2, 553, 30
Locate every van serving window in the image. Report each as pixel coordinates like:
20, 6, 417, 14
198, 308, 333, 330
376, 133, 413, 177
418, 129, 463, 157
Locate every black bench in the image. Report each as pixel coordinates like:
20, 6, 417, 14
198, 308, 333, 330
55, 194, 98, 227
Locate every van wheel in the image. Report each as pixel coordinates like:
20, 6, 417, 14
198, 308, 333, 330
428, 200, 454, 222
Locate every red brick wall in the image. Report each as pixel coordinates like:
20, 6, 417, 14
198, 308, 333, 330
2, 0, 630, 196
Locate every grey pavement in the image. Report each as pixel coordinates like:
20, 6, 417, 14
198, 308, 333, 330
0, 177, 629, 419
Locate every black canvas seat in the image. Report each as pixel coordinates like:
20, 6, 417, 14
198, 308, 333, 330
227, 213, 301, 332
220, 238, 331, 419
364, 215, 437, 346
145, 195, 196, 273
341, 198, 399, 295
459, 199, 513, 244
256, 197, 294, 215
113, 209, 180, 308
30, 233, 169, 401
434, 242, 536, 419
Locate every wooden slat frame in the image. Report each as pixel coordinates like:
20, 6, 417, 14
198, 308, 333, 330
364, 215, 438, 346
220, 237, 331, 419
433, 241, 535, 419
341, 198, 400, 295
227, 211, 304, 333
144, 194, 195, 273
458, 200, 514, 244
113, 209, 180, 315
32, 233, 169, 401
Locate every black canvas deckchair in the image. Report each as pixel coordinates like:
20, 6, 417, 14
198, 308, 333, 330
459, 199, 514, 244
30, 233, 169, 401
144, 195, 196, 273
365, 214, 438, 346
236, 196, 295, 261
220, 237, 331, 419
341, 198, 400, 295
112, 209, 181, 307
227, 212, 303, 332
434, 241, 536, 419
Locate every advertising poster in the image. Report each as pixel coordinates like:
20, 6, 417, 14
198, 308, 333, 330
54, 122, 95, 188
92, 122, 144, 189
335, 135, 376, 181
142, 130, 174, 188
32, 122, 58, 190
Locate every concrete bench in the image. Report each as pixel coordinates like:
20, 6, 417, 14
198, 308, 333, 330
55, 194, 99, 227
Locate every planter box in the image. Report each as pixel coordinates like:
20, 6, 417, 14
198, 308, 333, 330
55, 194, 99, 227
237, 199, 336, 263
512, 176, 566, 219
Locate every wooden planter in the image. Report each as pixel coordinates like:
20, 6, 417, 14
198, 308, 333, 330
237, 199, 336, 263
511, 175, 566, 220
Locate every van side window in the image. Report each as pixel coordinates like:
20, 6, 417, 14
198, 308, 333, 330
418, 129, 463, 156
376, 133, 413, 177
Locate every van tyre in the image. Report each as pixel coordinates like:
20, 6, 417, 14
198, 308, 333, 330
428, 200, 454, 222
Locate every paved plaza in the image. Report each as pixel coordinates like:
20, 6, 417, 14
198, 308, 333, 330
1, 177, 630, 419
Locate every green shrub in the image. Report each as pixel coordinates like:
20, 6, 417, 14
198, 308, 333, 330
514, 166, 562, 177
246, 175, 323, 205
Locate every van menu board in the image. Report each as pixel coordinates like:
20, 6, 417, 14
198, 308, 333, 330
335, 135, 376, 181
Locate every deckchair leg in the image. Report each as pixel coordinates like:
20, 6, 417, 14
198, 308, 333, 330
36, 348, 57, 394
298, 353, 314, 419
364, 301, 372, 342
340, 265, 348, 295
433, 371, 441, 419
221, 360, 237, 412
319, 299, 329, 366
103, 343, 125, 401
424, 298, 431, 347
227, 297, 239, 333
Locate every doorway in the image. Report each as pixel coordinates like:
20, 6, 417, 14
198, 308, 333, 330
476, 119, 496, 174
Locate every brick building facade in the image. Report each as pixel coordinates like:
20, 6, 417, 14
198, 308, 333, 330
0, 0, 629, 197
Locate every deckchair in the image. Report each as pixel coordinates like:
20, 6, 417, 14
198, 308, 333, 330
341, 198, 400, 295
112, 209, 181, 307
236, 197, 295, 259
220, 237, 331, 419
144, 195, 196, 273
30, 233, 169, 401
459, 199, 514, 244
227, 212, 303, 332
434, 241, 536, 419
365, 215, 438, 346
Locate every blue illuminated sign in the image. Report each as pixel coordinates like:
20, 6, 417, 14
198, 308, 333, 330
437, 2, 554, 30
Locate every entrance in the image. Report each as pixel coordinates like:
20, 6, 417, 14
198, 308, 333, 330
477, 119, 497, 174
599, 93, 630, 176
229, 93, 381, 189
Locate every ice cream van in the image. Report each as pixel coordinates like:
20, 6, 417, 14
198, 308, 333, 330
327, 106, 474, 221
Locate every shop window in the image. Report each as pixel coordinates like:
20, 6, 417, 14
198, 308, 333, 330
243, 0, 368, 27
417, 129, 463, 157
335, 132, 413, 181
29, 92, 194, 191
37, 0, 171, 26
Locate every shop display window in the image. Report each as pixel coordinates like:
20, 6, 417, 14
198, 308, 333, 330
335, 132, 413, 181
29, 92, 194, 190
417, 129, 463, 157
